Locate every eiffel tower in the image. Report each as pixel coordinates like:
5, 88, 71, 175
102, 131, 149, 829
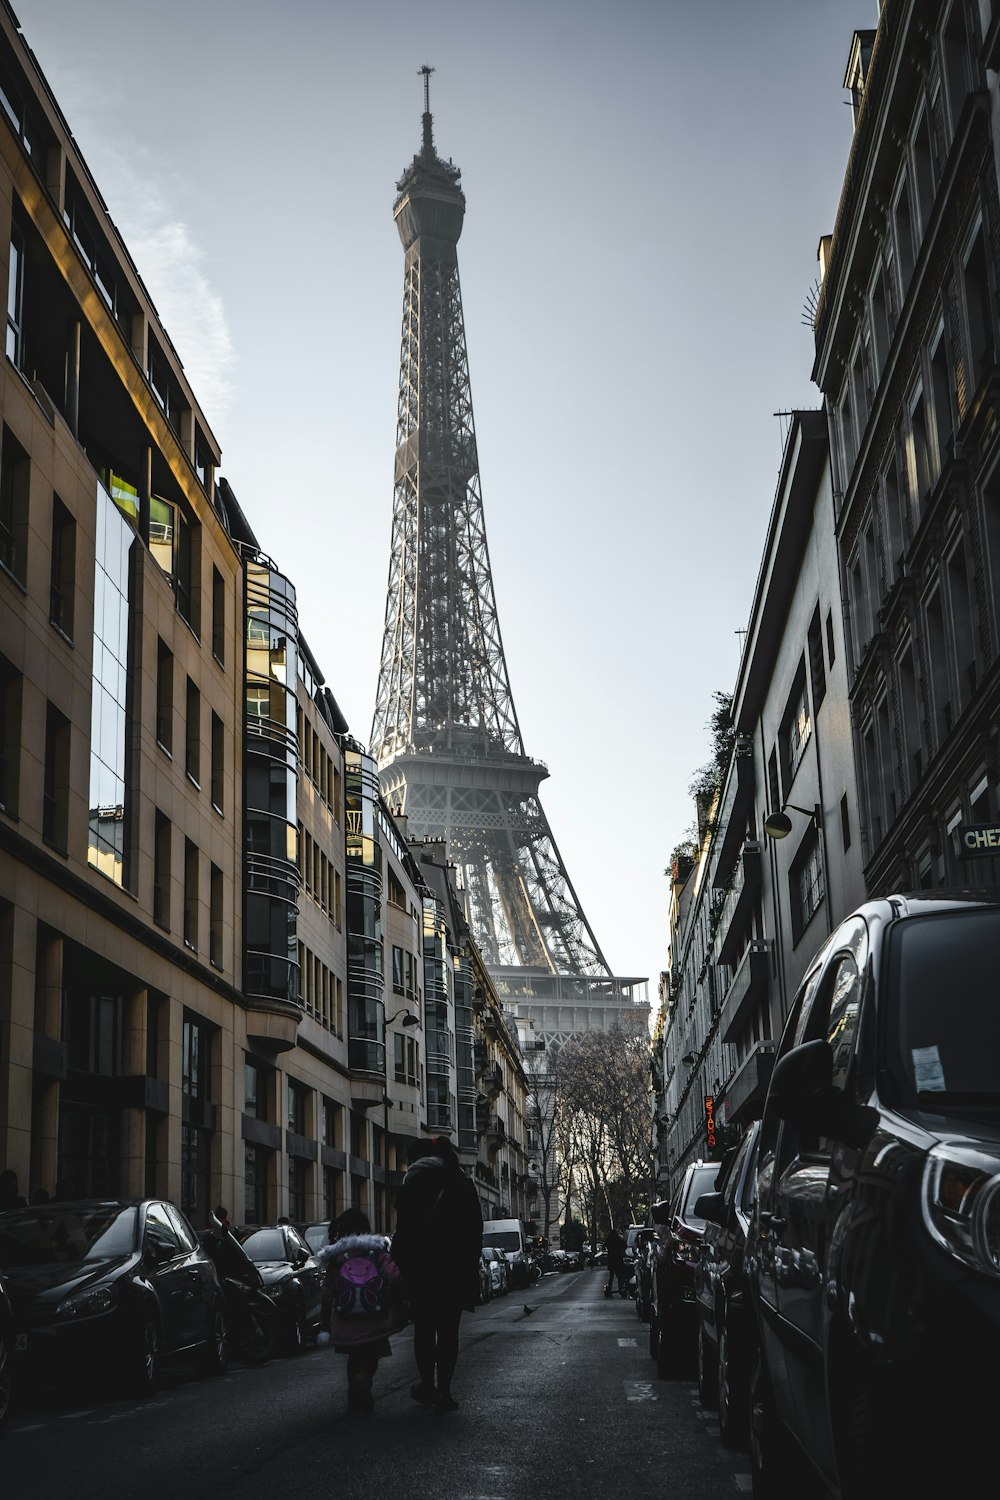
371, 69, 647, 1047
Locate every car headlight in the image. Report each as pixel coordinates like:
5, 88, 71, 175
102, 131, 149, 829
57, 1282, 120, 1318
922, 1143, 1000, 1276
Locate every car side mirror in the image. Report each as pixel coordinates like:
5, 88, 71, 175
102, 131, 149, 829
693, 1191, 725, 1227
768, 1038, 878, 1150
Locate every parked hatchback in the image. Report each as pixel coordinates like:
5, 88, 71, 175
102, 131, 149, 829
747, 893, 1000, 1497
693, 1119, 760, 1447
648, 1159, 720, 1377
237, 1223, 322, 1351
0, 1198, 227, 1395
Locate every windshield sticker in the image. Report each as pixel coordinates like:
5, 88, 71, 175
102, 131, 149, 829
912, 1044, 946, 1093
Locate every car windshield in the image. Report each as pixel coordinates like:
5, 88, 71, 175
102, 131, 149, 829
884, 909, 1000, 1110
239, 1229, 286, 1261
681, 1165, 721, 1228
0, 1203, 137, 1267
483, 1231, 520, 1252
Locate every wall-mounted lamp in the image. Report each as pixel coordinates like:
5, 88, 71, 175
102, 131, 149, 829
681, 1052, 696, 1067
763, 802, 819, 840
387, 1009, 420, 1028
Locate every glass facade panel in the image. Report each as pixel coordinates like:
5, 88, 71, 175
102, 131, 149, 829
345, 748, 385, 1074
88, 484, 133, 887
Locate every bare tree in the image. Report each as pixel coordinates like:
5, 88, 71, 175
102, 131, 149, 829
554, 1021, 653, 1232
523, 1050, 564, 1238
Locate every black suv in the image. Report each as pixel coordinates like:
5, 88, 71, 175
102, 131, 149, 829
693, 1118, 760, 1447
648, 1158, 720, 1377
747, 892, 1000, 1497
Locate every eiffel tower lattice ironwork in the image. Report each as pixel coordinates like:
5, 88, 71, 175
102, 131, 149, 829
371, 71, 646, 1037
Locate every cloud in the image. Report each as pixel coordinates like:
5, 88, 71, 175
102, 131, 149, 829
90, 150, 236, 427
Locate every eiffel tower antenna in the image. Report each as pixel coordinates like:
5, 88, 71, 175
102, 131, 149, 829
371, 76, 647, 1045
419, 63, 435, 153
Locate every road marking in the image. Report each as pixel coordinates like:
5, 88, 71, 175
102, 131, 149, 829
734, 1477, 752, 1492
13, 1424, 46, 1433
626, 1381, 657, 1402
60, 1410, 97, 1419
617, 1337, 637, 1347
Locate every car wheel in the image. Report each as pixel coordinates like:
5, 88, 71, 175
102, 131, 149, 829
241, 1308, 275, 1365
698, 1319, 719, 1409
197, 1302, 228, 1376
0, 1324, 11, 1426
718, 1320, 749, 1449
128, 1317, 160, 1397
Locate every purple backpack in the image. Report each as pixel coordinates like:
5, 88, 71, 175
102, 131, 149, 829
334, 1252, 388, 1319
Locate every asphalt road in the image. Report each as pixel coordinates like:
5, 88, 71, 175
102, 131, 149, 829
3, 1268, 752, 1500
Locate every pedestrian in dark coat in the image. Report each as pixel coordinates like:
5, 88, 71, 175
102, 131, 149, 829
391, 1136, 483, 1413
604, 1225, 627, 1297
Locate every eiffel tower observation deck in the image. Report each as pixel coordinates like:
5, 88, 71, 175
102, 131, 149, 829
371, 69, 647, 1047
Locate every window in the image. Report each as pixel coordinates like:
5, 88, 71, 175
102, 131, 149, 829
880, 446, 907, 583
906, 384, 932, 516
287, 1078, 308, 1134
962, 223, 994, 399
288, 1158, 306, 1222
245, 1060, 262, 1120
840, 793, 852, 852
896, 640, 923, 793
869, 259, 890, 376
779, 664, 811, 790
210, 862, 223, 968
244, 1143, 270, 1225
194, 429, 212, 492
941, 0, 972, 137
824, 957, 863, 1090
49, 496, 76, 638
948, 536, 978, 707
807, 606, 826, 714
43, 701, 70, 851
211, 712, 224, 812
212, 567, 225, 664
0, 652, 21, 815
0, 423, 29, 583
183, 839, 199, 950
392, 945, 404, 994
924, 584, 952, 743
321, 1098, 341, 1149
789, 830, 824, 943
929, 324, 952, 474
6, 219, 23, 367
911, 108, 936, 239
182, 1012, 212, 1101
176, 510, 196, 629
156, 638, 173, 752
893, 177, 915, 298
154, 810, 171, 928
185, 677, 200, 785
826, 609, 836, 666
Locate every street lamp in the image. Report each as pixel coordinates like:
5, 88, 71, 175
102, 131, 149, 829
763, 803, 819, 840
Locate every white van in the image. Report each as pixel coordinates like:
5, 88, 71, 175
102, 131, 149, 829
481, 1218, 535, 1288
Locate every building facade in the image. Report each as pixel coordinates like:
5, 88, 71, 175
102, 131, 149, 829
0, 3, 523, 1229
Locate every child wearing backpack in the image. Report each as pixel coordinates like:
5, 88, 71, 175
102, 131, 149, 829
316, 1207, 406, 1414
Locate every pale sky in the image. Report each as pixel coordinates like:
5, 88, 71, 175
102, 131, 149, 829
15, 0, 872, 1004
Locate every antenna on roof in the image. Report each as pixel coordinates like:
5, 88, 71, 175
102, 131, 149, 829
419, 63, 435, 153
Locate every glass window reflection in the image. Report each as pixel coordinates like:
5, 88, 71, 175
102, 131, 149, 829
88, 485, 133, 888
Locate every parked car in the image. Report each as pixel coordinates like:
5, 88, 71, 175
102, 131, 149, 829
0, 1198, 227, 1396
481, 1246, 510, 1296
477, 1251, 492, 1304
481, 1218, 534, 1288
236, 1223, 322, 1351
300, 1221, 330, 1255
648, 1160, 720, 1377
748, 892, 1000, 1497
587, 1246, 608, 1267
623, 1222, 647, 1270
693, 1119, 761, 1447
0, 1272, 13, 1428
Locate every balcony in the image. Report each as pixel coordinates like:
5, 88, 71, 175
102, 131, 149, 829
719, 940, 770, 1044
484, 1114, 506, 1153
712, 740, 755, 888
720, 1040, 775, 1126
716, 843, 763, 966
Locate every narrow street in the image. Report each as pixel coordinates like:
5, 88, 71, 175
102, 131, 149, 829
4, 1269, 750, 1499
